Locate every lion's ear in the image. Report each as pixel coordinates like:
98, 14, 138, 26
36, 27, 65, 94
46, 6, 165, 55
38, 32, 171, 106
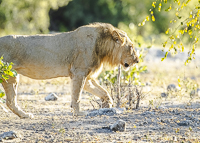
112, 30, 122, 43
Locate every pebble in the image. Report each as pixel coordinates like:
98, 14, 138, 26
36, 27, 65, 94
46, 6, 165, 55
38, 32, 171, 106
157, 106, 167, 110
190, 90, 196, 97
146, 82, 151, 86
87, 108, 124, 117
45, 93, 58, 101
139, 121, 148, 126
0, 131, 18, 141
110, 119, 126, 132
161, 92, 168, 97
177, 120, 191, 126
142, 111, 155, 116
167, 84, 177, 92
190, 88, 200, 97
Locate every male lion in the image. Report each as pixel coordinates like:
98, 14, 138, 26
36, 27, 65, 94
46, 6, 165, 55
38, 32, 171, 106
0, 23, 139, 118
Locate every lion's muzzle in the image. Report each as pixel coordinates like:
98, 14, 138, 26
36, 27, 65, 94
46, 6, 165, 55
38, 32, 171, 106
124, 63, 129, 67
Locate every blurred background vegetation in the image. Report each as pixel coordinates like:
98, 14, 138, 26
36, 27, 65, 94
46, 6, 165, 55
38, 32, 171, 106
0, 0, 198, 47
0, 0, 198, 86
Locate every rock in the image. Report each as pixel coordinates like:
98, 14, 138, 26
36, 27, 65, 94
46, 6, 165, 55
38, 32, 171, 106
157, 106, 167, 110
190, 76, 196, 80
177, 120, 191, 126
190, 90, 196, 97
139, 121, 148, 126
142, 111, 155, 116
87, 108, 124, 117
161, 92, 168, 97
110, 119, 126, 132
146, 82, 151, 86
167, 84, 179, 92
190, 88, 200, 97
161, 119, 165, 123
45, 93, 58, 101
0, 131, 18, 141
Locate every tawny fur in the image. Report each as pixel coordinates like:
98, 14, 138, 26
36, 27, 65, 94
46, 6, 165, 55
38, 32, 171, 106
0, 23, 139, 118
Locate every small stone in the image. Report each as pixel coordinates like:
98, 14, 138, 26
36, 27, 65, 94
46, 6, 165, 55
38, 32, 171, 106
161, 119, 165, 123
190, 90, 196, 97
146, 82, 151, 86
87, 108, 124, 117
167, 84, 178, 92
64, 138, 72, 142
142, 111, 155, 116
157, 106, 167, 110
45, 93, 58, 101
161, 93, 168, 97
110, 119, 126, 132
177, 120, 191, 126
139, 121, 148, 126
0, 131, 18, 141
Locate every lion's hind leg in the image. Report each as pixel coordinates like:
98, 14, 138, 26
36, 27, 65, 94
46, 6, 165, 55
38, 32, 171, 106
2, 75, 34, 119
84, 79, 113, 108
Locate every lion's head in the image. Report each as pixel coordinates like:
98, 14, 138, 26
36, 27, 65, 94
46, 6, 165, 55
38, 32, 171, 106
92, 23, 139, 71
111, 30, 139, 70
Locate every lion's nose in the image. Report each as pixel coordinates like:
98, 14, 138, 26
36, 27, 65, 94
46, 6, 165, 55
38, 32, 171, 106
124, 63, 129, 67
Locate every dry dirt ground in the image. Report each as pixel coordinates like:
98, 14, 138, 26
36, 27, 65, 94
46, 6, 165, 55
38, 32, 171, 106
0, 47, 200, 142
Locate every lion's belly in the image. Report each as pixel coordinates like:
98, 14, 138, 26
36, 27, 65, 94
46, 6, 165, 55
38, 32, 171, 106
15, 65, 71, 80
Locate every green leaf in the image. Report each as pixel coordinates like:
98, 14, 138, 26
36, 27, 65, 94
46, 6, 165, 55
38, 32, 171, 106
177, 16, 182, 19
2, 74, 9, 80
7, 71, 14, 77
0, 90, 5, 98
10, 70, 17, 77
161, 57, 165, 61
8, 64, 13, 70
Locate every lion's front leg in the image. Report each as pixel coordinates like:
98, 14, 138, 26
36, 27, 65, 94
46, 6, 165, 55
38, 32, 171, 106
84, 79, 113, 108
71, 75, 87, 116
2, 75, 34, 119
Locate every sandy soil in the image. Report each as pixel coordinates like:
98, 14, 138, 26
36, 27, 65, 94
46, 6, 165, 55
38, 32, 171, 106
0, 47, 200, 142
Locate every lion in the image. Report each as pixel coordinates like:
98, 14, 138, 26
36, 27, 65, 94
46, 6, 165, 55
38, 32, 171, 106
0, 23, 139, 118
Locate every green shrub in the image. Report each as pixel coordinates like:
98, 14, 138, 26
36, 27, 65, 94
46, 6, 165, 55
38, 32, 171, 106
98, 48, 147, 86
0, 56, 17, 98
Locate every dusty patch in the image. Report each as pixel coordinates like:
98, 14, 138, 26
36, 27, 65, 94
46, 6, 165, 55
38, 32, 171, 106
0, 47, 200, 142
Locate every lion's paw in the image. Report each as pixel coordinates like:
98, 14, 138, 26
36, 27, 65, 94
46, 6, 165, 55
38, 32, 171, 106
102, 100, 113, 108
74, 111, 88, 116
20, 113, 34, 119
